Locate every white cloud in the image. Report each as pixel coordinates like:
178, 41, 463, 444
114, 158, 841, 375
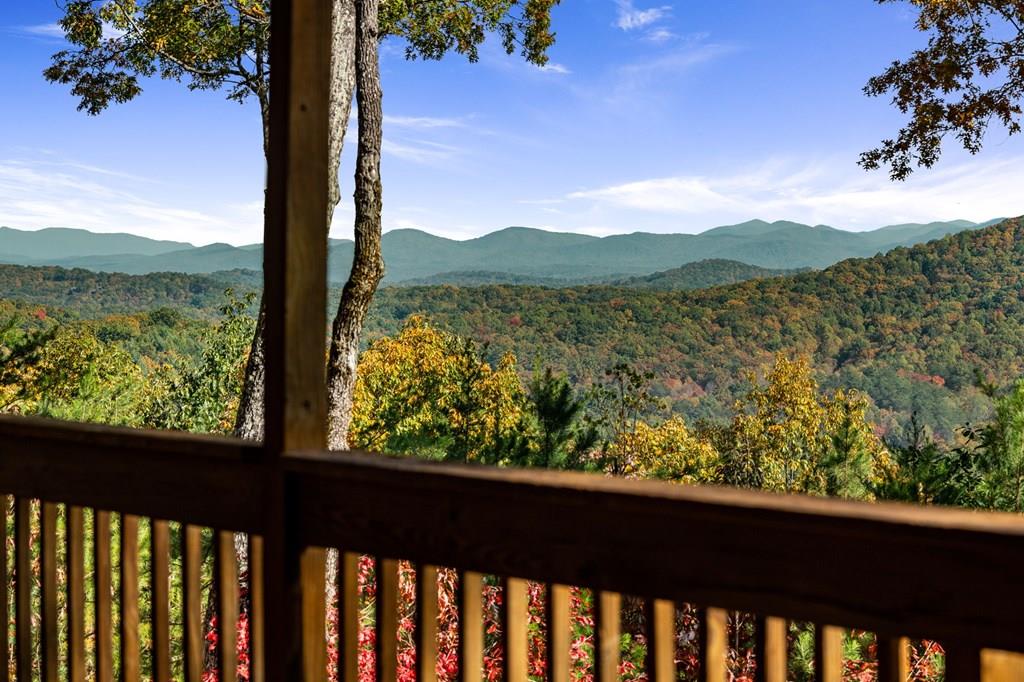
563, 157, 1024, 229
0, 157, 260, 245
615, 0, 671, 31
538, 62, 572, 75
19, 23, 64, 38
382, 138, 462, 166
384, 115, 466, 129
644, 28, 677, 44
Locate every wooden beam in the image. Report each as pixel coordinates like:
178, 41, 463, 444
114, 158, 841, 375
645, 599, 676, 682
67, 507, 86, 682
287, 449, 1024, 650
182, 526, 203, 682
546, 585, 571, 682
755, 617, 787, 682
595, 592, 621, 682
151, 520, 172, 682
0, 417, 262, 532
701, 608, 727, 682
260, 0, 332, 679
814, 625, 842, 682
503, 578, 529, 682
95, 510, 113, 682
121, 515, 141, 682
40, 502, 57, 682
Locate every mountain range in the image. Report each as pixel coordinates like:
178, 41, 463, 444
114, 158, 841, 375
0, 218, 1003, 284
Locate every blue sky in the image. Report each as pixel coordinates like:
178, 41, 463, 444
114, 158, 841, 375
2, 1, 1024, 245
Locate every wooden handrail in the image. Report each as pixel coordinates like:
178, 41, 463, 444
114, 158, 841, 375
5, 415, 1024, 653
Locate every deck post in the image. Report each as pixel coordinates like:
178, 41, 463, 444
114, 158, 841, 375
261, 0, 332, 679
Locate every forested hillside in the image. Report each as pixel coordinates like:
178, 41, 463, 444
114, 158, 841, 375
3, 218, 1022, 438
364, 217, 1024, 438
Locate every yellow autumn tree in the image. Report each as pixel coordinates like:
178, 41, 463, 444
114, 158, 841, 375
616, 417, 721, 485
350, 316, 525, 462
717, 356, 891, 499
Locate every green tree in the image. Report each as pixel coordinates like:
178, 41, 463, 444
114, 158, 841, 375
44, 0, 560, 447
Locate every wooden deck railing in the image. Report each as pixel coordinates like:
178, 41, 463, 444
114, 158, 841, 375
4, 415, 1024, 681
6, 1, 1024, 680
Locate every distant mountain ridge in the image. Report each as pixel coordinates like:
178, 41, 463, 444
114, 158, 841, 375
0, 218, 1002, 283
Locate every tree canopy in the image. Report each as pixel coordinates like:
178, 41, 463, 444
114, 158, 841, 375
863, 0, 1024, 179
44, 0, 559, 117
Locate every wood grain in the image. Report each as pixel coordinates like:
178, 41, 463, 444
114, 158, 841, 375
217, 530, 239, 682
182, 525, 202, 682
595, 591, 621, 682
376, 558, 399, 682
14, 498, 31, 682
40, 502, 57, 682
0, 417, 262, 532
755, 617, 787, 682
287, 449, 1024, 650
0, 497, 7, 682
502, 578, 529, 682
814, 625, 842, 682
458, 571, 483, 682
299, 547, 326, 682
121, 514, 140, 682
546, 585, 570, 682
249, 535, 266, 682
701, 608, 727, 682
95, 510, 113, 682
151, 520, 171, 682
338, 552, 360, 682
645, 599, 676, 682
67, 507, 86, 682
416, 564, 439, 682
875, 636, 908, 682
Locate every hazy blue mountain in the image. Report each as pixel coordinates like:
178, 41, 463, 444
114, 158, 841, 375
0, 218, 996, 283
0, 226, 193, 261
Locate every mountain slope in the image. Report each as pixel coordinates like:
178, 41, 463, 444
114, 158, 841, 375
365, 218, 1024, 439
0, 218, 992, 282
0, 227, 193, 260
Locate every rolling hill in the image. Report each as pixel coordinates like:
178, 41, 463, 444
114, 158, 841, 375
0, 218, 998, 283
362, 216, 1024, 440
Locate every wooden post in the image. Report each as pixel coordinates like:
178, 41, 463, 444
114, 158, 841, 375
261, 0, 331, 680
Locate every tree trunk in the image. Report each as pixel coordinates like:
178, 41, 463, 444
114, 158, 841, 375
234, 0, 357, 442
326, 0, 385, 450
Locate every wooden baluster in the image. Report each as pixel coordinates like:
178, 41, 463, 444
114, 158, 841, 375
416, 564, 439, 682
0, 496, 7, 682
121, 514, 140, 682
67, 507, 86, 682
944, 643, 981, 682
981, 649, 1024, 681
300, 547, 326, 682
338, 553, 360, 682
14, 498, 31, 682
814, 625, 842, 682
876, 636, 908, 682
700, 608, 728, 682
249, 535, 266, 682
503, 578, 529, 682
217, 531, 240, 682
595, 591, 621, 682
546, 585, 570, 682
151, 520, 171, 682
40, 502, 58, 682
645, 599, 676, 682
95, 510, 113, 682
458, 571, 483, 682
376, 558, 399, 682
755, 617, 787, 682
182, 526, 202, 682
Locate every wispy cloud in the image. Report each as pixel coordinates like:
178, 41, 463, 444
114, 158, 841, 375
0, 157, 260, 245
382, 139, 462, 167
537, 62, 572, 75
615, 0, 671, 31
18, 23, 64, 38
562, 157, 1024, 229
384, 115, 466, 129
